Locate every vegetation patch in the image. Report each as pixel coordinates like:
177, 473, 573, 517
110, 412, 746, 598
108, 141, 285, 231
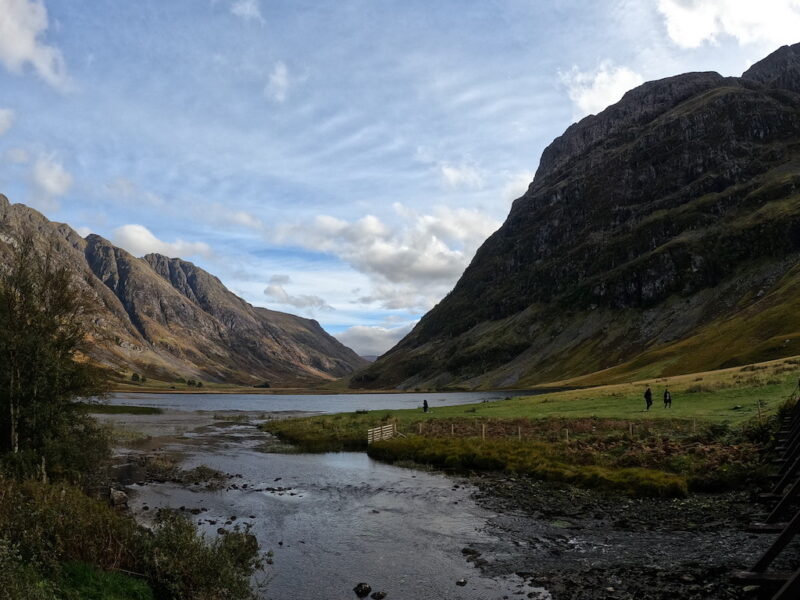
368, 437, 688, 497
79, 403, 164, 415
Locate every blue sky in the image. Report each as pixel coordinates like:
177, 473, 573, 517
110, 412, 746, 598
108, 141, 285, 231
1, 0, 799, 355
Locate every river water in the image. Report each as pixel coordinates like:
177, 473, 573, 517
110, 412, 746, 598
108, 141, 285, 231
107, 389, 535, 413
113, 392, 548, 599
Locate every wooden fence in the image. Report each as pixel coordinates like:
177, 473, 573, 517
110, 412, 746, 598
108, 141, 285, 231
367, 423, 398, 444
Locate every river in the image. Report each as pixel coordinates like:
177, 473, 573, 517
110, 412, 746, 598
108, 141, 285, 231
108, 392, 548, 599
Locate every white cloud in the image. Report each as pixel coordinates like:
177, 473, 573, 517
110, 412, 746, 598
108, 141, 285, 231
29, 154, 72, 211
230, 0, 264, 23
334, 322, 416, 357
263, 274, 333, 311
501, 171, 533, 202
265, 61, 290, 102
440, 163, 483, 189
276, 204, 499, 312
104, 177, 165, 206
112, 224, 212, 259
75, 225, 91, 237
560, 61, 644, 118
0, 108, 14, 135
0, 0, 69, 89
4, 148, 29, 164
657, 0, 800, 49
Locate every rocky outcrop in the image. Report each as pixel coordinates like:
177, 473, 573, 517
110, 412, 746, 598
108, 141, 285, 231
355, 42, 800, 390
0, 197, 366, 384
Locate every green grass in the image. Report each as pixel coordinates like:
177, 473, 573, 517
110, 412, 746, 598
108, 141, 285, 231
60, 562, 153, 600
262, 360, 795, 495
79, 403, 163, 415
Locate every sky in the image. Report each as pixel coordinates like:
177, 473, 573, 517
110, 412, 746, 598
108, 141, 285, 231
1, 0, 799, 356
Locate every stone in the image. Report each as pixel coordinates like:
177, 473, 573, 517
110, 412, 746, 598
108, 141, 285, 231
353, 583, 372, 597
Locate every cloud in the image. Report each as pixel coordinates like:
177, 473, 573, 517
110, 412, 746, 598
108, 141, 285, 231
112, 224, 212, 258
334, 322, 416, 357
440, 163, 483, 189
501, 171, 534, 202
265, 61, 290, 102
0, 108, 14, 135
75, 225, 91, 237
4, 148, 29, 163
29, 154, 72, 211
230, 0, 264, 23
263, 274, 333, 311
104, 177, 164, 206
276, 204, 500, 311
657, 0, 800, 49
0, 0, 69, 89
560, 61, 644, 118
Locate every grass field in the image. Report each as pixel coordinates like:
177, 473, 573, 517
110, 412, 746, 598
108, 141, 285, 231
262, 356, 799, 496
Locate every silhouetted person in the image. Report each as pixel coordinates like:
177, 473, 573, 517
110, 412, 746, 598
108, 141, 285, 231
423, 399, 429, 413
644, 385, 653, 411
664, 387, 672, 408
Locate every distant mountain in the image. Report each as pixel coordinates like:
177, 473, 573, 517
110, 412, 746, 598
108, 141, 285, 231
353, 42, 800, 390
360, 355, 379, 363
0, 196, 367, 385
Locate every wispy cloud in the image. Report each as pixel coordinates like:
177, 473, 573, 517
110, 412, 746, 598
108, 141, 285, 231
657, 0, 800, 49
0, 0, 69, 89
29, 154, 72, 211
440, 163, 483, 190
265, 61, 290, 102
230, 0, 264, 24
560, 61, 644, 118
0, 107, 14, 135
263, 274, 333, 311
112, 224, 212, 258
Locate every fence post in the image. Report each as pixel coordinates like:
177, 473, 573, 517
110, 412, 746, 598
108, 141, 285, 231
482, 424, 486, 441
419, 423, 423, 435
518, 426, 521, 441
451, 423, 455, 436
629, 422, 633, 438
565, 428, 570, 443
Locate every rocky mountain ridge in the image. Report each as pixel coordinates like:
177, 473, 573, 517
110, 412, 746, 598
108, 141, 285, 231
354, 42, 800, 390
0, 196, 366, 385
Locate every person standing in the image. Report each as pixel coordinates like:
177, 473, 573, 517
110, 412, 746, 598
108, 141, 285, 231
423, 399, 429, 413
664, 387, 672, 408
644, 385, 653, 411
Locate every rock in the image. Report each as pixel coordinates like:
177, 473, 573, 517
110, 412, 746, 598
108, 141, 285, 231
456, 579, 467, 586
353, 583, 372, 597
216, 528, 227, 535
110, 489, 128, 508
370, 593, 387, 600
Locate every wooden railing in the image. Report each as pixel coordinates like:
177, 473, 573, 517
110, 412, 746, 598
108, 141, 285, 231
367, 423, 398, 444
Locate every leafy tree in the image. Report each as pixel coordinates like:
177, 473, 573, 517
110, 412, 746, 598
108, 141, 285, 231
131, 373, 141, 382
0, 235, 109, 481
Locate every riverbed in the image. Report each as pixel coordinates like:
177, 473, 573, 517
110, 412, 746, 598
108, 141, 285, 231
116, 416, 545, 599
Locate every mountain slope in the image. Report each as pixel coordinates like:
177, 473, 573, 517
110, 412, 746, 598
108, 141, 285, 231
354, 43, 800, 390
0, 197, 366, 384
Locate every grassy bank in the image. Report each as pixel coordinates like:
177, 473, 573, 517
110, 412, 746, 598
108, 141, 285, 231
0, 477, 263, 599
262, 358, 797, 496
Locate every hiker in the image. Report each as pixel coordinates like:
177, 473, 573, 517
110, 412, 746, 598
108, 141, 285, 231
423, 399, 429, 413
664, 387, 672, 408
644, 385, 653, 411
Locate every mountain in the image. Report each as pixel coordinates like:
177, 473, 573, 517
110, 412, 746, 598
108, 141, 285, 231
0, 197, 367, 385
353, 43, 800, 390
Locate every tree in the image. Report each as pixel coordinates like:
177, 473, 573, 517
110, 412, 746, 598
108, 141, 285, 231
0, 235, 108, 480
131, 373, 140, 382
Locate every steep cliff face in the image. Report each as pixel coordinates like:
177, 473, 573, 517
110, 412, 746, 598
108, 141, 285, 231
355, 43, 800, 390
0, 198, 366, 384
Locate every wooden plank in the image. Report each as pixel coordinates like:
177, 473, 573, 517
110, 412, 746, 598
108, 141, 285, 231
754, 511, 800, 572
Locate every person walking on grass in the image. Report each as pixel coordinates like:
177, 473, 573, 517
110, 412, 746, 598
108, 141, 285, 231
644, 385, 653, 411
664, 387, 672, 409
423, 399, 429, 413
